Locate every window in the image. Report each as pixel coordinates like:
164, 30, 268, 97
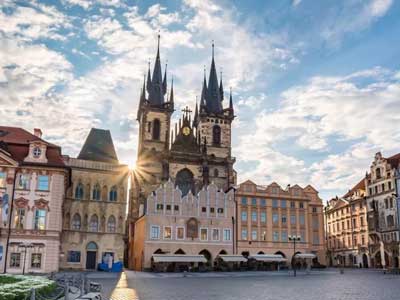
381, 183, 385, 192
34, 209, 46, 230
92, 184, 101, 200
312, 207, 317, 213
251, 211, 257, 222
200, 228, 208, 241
33, 147, 42, 158
67, 251, 81, 263
281, 231, 287, 242
212, 228, 219, 241
369, 188, 373, 195
252, 230, 257, 240
299, 202, 304, 209
147, 121, 151, 132
166, 205, 171, 211
387, 215, 394, 227
14, 208, 25, 229
241, 211, 247, 221
241, 229, 247, 240
89, 215, 98, 232
156, 203, 163, 211
290, 215, 296, 225
282, 215, 287, 224
210, 207, 215, 213
150, 226, 160, 239
202, 207, 207, 213
273, 231, 279, 242
109, 186, 118, 201
273, 213, 279, 224
107, 215, 116, 233
152, 119, 160, 140
375, 186, 378, 194
177, 227, 184, 240
388, 181, 392, 190
10, 253, 21, 267
260, 199, 266, 206
352, 218, 356, 228
251, 198, 257, 206
72, 214, 81, 230
261, 212, 266, 223
390, 198, 393, 209
16, 174, 29, 190
313, 218, 319, 230
37, 175, 49, 191
376, 168, 381, 179
223, 229, 231, 241
164, 226, 172, 239
272, 199, 279, 208
300, 230, 306, 242
174, 205, 179, 212
261, 231, 266, 241
313, 234, 319, 245
290, 201, 296, 208
299, 214, 305, 225
241, 197, 247, 205
31, 253, 42, 268
212, 125, 221, 145
213, 169, 219, 177
360, 216, 364, 226
281, 200, 286, 208
0, 172, 6, 187
217, 208, 224, 214
75, 183, 84, 199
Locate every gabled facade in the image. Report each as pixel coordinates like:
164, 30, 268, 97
366, 152, 400, 268
0, 126, 68, 273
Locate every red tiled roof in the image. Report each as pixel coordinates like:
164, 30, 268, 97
387, 152, 400, 169
0, 126, 65, 167
342, 178, 365, 199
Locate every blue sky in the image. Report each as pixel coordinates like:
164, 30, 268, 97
1, 0, 399, 201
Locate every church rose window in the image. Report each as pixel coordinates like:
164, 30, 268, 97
175, 168, 194, 196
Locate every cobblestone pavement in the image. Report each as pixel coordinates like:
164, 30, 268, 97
118, 269, 400, 300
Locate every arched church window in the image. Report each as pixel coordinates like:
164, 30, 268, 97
107, 215, 116, 233
212, 125, 221, 145
152, 119, 160, 140
109, 186, 118, 201
75, 183, 84, 200
175, 168, 194, 196
92, 184, 101, 200
72, 213, 81, 230
89, 215, 99, 232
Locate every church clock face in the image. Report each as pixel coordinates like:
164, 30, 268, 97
182, 127, 191, 136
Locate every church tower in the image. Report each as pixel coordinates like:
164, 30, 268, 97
135, 35, 173, 197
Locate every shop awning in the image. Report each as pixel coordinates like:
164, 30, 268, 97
152, 254, 207, 263
294, 253, 316, 259
249, 254, 287, 262
218, 255, 247, 262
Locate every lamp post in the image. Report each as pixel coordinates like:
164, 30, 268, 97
289, 235, 301, 277
18, 242, 33, 275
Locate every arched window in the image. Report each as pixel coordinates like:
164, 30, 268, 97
86, 242, 98, 250
75, 183, 84, 200
175, 168, 194, 196
376, 168, 381, 179
107, 215, 116, 233
152, 119, 160, 140
212, 125, 221, 145
72, 213, 81, 230
109, 186, 118, 202
89, 215, 99, 232
92, 184, 101, 200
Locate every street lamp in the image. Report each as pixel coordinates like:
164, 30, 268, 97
288, 235, 301, 277
18, 242, 33, 275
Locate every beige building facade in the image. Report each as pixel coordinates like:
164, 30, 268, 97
60, 128, 129, 270
236, 180, 325, 266
0, 127, 67, 273
132, 181, 235, 271
325, 179, 369, 267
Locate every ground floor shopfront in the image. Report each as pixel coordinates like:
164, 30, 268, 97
328, 248, 371, 268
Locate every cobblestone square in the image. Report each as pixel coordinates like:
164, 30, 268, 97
104, 269, 400, 300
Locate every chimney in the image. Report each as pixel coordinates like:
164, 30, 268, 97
34, 128, 42, 138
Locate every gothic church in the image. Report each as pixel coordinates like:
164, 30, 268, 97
129, 36, 236, 221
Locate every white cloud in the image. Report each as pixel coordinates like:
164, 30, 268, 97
292, 0, 302, 7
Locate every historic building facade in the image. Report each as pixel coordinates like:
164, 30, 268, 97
235, 180, 325, 266
132, 181, 235, 271
60, 128, 129, 270
325, 179, 369, 267
128, 37, 236, 268
366, 152, 400, 268
0, 127, 68, 273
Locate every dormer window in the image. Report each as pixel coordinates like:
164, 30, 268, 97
33, 147, 42, 158
376, 168, 381, 179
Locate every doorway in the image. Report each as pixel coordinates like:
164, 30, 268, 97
362, 254, 369, 268
86, 242, 98, 270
